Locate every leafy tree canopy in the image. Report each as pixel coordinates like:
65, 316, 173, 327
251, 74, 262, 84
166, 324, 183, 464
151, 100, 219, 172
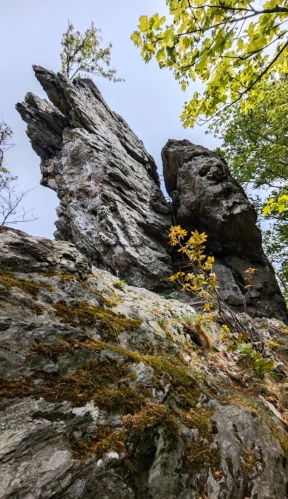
131, 0, 288, 126
61, 22, 123, 82
0, 119, 13, 168
208, 74, 288, 297
208, 74, 288, 189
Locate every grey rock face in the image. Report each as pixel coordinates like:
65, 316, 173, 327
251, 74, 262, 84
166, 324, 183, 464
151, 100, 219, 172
16, 67, 287, 320
16, 66, 173, 291
162, 139, 287, 321
1, 226, 288, 499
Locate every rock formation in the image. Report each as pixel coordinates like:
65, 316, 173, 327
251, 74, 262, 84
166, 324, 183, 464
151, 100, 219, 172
16, 66, 173, 291
1, 225, 288, 499
16, 67, 287, 321
162, 139, 287, 321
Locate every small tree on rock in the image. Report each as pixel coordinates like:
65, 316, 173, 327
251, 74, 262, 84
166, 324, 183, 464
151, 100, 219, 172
60, 22, 123, 82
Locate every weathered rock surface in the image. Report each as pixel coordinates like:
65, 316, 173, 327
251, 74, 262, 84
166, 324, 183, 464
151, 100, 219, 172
1, 226, 288, 499
16, 66, 173, 291
16, 67, 288, 321
162, 139, 287, 321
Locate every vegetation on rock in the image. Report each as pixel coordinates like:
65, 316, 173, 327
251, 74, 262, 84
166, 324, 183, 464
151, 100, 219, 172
0, 270, 54, 298
169, 225, 276, 378
1, 225, 288, 497
53, 299, 142, 341
0, 119, 37, 226
60, 21, 123, 81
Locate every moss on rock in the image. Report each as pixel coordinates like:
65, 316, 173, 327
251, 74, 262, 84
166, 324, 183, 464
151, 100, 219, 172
181, 408, 221, 476
53, 300, 142, 341
0, 270, 54, 299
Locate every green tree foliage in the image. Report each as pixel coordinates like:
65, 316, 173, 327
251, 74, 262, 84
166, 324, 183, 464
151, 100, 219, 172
0, 119, 13, 171
60, 22, 123, 81
0, 119, 15, 192
208, 75, 288, 189
131, 1, 288, 126
208, 75, 288, 297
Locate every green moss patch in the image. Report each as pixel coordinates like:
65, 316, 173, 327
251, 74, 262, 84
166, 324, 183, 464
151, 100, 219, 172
54, 300, 142, 341
0, 356, 147, 413
2, 337, 203, 413
0, 336, 207, 467
40, 358, 147, 412
123, 402, 179, 451
71, 404, 179, 465
29, 338, 80, 361
181, 408, 221, 476
29, 338, 202, 411
240, 447, 260, 476
70, 426, 126, 461
0, 270, 54, 299
146, 356, 201, 409
0, 375, 33, 401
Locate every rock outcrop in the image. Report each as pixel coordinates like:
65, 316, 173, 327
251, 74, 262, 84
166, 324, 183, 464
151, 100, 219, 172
162, 139, 287, 321
16, 66, 173, 291
16, 67, 287, 321
1, 225, 288, 499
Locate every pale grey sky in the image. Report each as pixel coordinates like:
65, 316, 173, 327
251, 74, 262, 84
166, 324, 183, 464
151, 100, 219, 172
1, 0, 219, 238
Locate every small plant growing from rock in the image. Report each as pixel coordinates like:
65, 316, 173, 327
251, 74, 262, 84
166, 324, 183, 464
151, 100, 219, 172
237, 343, 274, 378
168, 225, 275, 378
113, 279, 128, 290
169, 226, 243, 335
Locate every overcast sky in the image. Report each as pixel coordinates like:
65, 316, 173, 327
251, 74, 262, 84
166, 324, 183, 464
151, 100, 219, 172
1, 0, 219, 238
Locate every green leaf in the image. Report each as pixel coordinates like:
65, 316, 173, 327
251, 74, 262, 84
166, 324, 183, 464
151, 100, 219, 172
238, 343, 253, 355
152, 13, 166, 30
139, 15, 150, 32
131, 31, 142, 46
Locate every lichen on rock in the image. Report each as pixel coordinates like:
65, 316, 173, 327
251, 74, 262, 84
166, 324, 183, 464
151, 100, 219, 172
1, 225, 288, 498
7, 63, 288, 498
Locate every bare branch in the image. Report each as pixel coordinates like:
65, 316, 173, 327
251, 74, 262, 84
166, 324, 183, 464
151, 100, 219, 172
0, 186, 38, 226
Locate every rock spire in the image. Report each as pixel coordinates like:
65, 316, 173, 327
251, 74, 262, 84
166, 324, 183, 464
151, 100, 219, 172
16, 66, 173, 291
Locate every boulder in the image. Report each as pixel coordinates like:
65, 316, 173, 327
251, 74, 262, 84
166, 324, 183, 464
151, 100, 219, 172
162, 139, 287, 321
1, 225, 288, 499
16, 66, 173, 291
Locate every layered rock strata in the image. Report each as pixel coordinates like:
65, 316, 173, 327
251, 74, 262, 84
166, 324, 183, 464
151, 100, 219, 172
1, 225, 288, 499
16, 66, 173, 291
162, 139, 287, 321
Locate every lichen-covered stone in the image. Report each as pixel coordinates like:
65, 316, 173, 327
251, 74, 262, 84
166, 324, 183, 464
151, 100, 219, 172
1, 226, 288, 498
